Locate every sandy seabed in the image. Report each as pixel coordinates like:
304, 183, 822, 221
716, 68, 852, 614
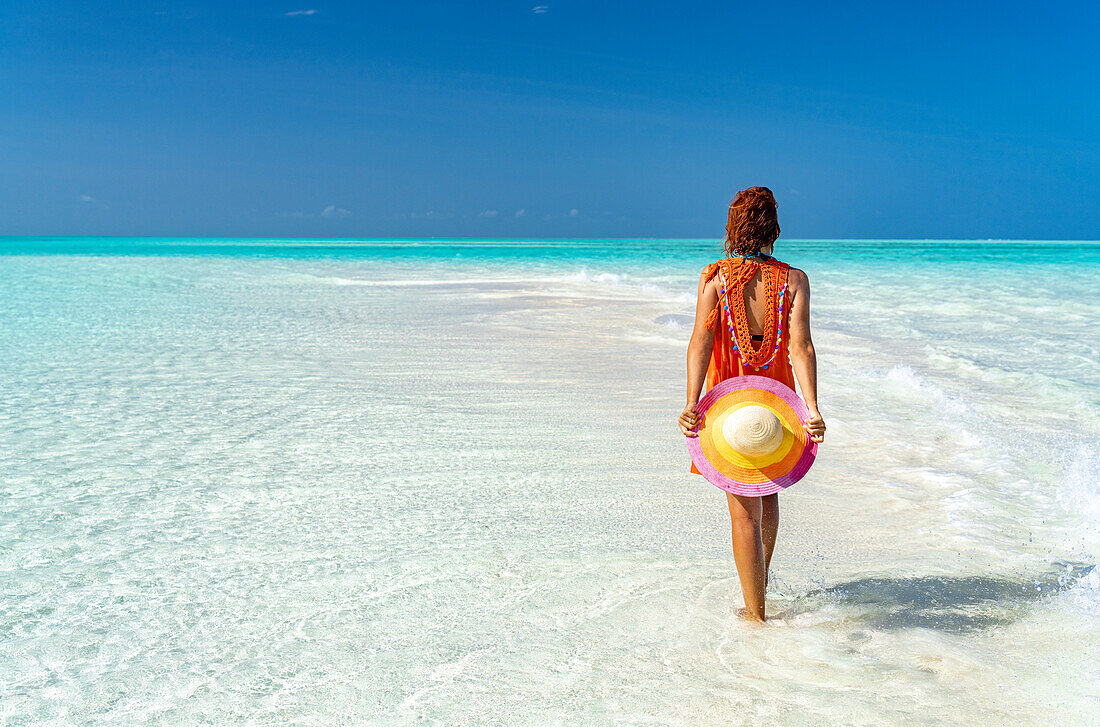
1, 250, 1097, 725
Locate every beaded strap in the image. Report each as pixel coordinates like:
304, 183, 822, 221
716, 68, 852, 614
716, 257, 790, 372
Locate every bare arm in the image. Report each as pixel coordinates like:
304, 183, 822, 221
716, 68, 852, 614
786, 268, 826, 442
679, 271, 718, 436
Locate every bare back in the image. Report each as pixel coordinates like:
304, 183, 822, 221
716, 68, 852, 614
740, 268, 768, 336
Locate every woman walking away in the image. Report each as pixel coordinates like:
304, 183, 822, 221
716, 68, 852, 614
678, 186, 826, 623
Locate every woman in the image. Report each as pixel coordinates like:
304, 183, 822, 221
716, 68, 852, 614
678, 186, 826, 623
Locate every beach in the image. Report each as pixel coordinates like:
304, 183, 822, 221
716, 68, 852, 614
1, 238, 1098, 725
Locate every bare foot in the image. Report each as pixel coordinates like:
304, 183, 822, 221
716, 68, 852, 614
735, 607, 766, 624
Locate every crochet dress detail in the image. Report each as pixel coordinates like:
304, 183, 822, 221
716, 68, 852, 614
690, 255, 795, 476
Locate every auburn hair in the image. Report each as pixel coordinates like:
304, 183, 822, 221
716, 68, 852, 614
724, 186, 780, 256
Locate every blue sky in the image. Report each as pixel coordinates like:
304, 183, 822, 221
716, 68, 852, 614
2, 1, 1098, 238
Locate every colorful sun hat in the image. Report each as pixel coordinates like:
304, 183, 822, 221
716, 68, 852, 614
687, 375, 818, 496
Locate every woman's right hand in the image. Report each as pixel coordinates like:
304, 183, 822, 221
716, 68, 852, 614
679, 403, 702, 437
803, 410, 826, 443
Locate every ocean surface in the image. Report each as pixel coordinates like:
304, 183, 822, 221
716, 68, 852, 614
1, 237, 1098, 725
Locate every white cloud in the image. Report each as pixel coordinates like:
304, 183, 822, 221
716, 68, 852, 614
514, 209, 526, 218
286, 9, 318, 16
479, 210, 499, 218
532, 6, 549, 13
569, 208, 579, 217
321, 205, 350, 217
79, 195, 94, 203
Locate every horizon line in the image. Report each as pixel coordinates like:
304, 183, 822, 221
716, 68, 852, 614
2, 236, 1099, 244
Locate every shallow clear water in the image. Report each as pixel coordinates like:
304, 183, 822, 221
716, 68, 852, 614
1, 238, 1098, 725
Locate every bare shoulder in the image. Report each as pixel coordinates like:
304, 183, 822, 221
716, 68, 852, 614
787, 266, 810, 293
698, 264, 719, 292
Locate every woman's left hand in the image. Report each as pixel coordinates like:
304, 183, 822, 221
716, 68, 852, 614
679, 403, 702, 437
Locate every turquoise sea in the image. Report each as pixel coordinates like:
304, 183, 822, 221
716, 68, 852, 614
2, 238, 1098, 725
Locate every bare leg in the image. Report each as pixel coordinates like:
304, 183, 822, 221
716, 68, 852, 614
760, 494, 779, 590
725, 492, 766, 622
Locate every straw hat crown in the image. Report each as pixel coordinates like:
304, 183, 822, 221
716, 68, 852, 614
722, 405, 783, 456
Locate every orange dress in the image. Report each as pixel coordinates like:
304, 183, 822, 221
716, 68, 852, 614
690, 254, 795, 475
